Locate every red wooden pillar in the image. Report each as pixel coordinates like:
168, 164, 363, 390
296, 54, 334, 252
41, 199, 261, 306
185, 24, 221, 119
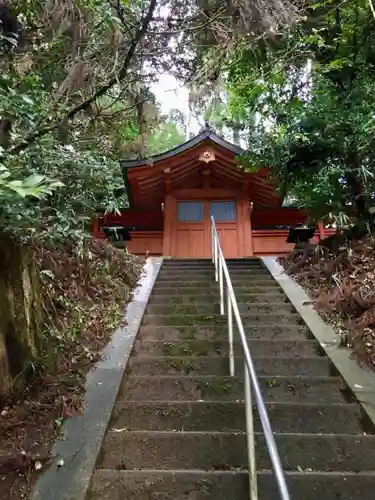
248, 201, 254, 256
163, 194, 176, 256
238, 198, 253, 257
240, 173, 254, 257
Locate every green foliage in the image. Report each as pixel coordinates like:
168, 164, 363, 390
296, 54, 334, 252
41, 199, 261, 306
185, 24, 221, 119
0, 139, 128, 241
0, 1, 165, 241
223, 0, 375, 225
147, 119, 185, 154
0, 165, 62, 201
0, 0, 313, 245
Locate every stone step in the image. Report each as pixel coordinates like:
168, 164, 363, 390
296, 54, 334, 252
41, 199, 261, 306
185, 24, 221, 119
89, 257, 375, 500
141, 313, 302, 327
158, 268, 265, 275
157, 271, 272, 280
155, 276, 275, 285
126, 356, 331, 377
118, 375, 346, 403
137, 324, 312, 341
160, 262, 264, 269
150, 285, 283, 295
159, 265, 265, 272
152, 279, 283, 295
259, 471, 375, 500
99, 431, 375, 471
148, 292, 289, 305
111, 400, 365, 434
89, 469, 375, 500
160, 263, 266, 269
145, 302, 295, 316
133, 339, 321, 358
162, 258, 263, 266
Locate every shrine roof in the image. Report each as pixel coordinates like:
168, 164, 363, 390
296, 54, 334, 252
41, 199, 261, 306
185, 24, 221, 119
120, 128, 280, 210
120, 129, 243, 169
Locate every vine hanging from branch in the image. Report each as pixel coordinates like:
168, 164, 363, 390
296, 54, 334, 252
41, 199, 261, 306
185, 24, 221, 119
232, 0, 306, 33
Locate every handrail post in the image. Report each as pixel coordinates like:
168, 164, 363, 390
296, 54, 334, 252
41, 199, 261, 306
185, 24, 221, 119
219, 257, 224, 315
210, 215, 290, 500
245, 363, 258, 500
227, 288, 235, 376
214, 239, 218, 282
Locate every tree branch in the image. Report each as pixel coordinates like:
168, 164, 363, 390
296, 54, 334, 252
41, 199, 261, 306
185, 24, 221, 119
149, 7, 227, 35
107, 0, 136, 36
368, 0, 375, 21
8, 0, 158, 155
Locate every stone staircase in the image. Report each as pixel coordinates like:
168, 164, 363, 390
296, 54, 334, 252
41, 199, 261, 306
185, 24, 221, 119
89, 258, 375, 499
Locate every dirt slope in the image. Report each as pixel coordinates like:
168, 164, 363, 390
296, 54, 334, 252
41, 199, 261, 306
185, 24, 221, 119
279, 236, 375, 369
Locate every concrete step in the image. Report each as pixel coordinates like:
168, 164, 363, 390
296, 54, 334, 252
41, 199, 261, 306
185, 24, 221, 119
90, 469, 375, 500
111, 400, 365, 434
159, 263, 264, 269
258, 471, 375, 499
155, 276, 275, 285
90, 257, 375, 500
99, 431, 375, 471
133, 339, 321, 358
162, 258, 263, 266
159, 266, 265, 272
157, 271, 273, 280
126, 356, 332, 377
118, 375, 347, 403
152, 279, 283, 295
145, 303, 295, 316
148, 292, 289, 305
150, 285, 283, 295
159, 261, 264, 268
137, 324, 312, 341
141, 313, 303, 327
157, 270, 266, 276
110, 401, 246, 432
158, 268, 265, 276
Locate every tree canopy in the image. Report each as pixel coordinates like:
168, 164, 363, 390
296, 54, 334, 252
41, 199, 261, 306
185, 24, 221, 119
219, 0, 375, 227
0, 0, 214, 240
3, 0, 370, 240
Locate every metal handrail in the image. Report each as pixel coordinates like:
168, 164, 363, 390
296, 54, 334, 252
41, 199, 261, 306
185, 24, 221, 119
210, 216, 290, 500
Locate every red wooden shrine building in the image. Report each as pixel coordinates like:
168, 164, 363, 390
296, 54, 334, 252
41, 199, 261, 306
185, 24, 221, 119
92, 129, 333, 258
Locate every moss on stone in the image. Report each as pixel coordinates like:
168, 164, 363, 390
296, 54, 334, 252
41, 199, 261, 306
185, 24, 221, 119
162, 340, 218, 357
167, 358, 195, 374
197, 378, 241, 396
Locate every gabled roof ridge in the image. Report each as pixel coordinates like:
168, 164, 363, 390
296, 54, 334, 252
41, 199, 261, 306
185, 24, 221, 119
120, 128, 244, 169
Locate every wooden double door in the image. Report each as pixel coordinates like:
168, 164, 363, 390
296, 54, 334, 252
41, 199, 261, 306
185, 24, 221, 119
172, 199, 241, 258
